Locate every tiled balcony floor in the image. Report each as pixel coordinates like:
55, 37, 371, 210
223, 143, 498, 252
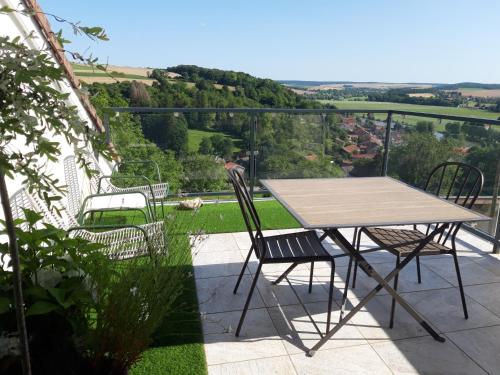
192, 228, 500, 375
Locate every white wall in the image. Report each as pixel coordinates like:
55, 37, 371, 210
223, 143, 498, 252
0, 0, 113, 214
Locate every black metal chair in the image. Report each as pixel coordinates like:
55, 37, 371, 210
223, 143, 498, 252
228, 167, 336, 337
351, 162, 484, 328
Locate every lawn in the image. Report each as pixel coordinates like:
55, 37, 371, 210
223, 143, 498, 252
188, 129, 243, 153
324, 100, 500, 131
102, 200, 300, 234
97, 200, 299, 374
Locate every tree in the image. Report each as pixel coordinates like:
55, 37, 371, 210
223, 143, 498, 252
0, 25, 108, 374
445, 122, 461, 136
416, 121, 435, 134
181, 154, 227, 192
129, 81, 151, 107
389, 133, 453, 187
198, 137, 214, 154
210, 134, 234, 159
141, 114, 188, 156
466, 144, 500, 195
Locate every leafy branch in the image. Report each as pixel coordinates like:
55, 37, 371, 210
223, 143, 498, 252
0, 5, 120, 81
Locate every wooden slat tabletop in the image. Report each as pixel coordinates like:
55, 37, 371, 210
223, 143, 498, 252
261, 177, 490, 229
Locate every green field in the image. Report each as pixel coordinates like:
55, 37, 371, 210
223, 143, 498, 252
74, 71, 154, 80
188, 129, 242, 153
323, 100, 500, 131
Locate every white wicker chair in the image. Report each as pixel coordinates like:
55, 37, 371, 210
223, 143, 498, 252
10, 189, 166, 260
64, 154, 156, 223
70, 152, 169, 217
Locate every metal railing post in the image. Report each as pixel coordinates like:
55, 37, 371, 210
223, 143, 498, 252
492, 161, 500, 253
494, 208, 500, 254
249, 116, 257, 198
381, 111, 392, 176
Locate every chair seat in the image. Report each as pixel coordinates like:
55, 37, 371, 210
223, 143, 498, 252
258, 230, 332, 262
363, 227, 451, 256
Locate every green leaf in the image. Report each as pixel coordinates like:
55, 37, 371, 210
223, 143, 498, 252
47, 287, 66, 306
26, 301, 58, 316
0, 297, 10, 314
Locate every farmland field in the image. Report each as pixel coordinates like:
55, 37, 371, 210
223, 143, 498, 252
187, 129, 242, 152
322, 100, 500, 130
456, 88, 500, 98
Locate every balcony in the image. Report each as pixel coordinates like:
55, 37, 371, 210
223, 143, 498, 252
102, 107, 499, 374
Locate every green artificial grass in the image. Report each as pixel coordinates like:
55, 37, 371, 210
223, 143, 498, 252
92, 200, 298, 375
130, 245, 207, 375
98, 200, 301, 234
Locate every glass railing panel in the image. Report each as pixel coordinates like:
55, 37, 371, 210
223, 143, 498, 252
387, 115, 500, 238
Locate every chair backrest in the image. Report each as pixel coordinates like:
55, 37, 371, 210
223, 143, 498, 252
424, 161, 483, 209
10, 189, 78, 231
81, 151, 113, 194
63, 155, 83, 218
423, 161, 484, 244
227, 167, 266, 259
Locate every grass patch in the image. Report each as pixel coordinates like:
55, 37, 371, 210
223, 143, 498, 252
129, 241, 206, 375
93, 200, 300, 234
188, 129, 242, 153
171, 200, 300, 233
127, 213, 207, 375
93, 200, 298, 374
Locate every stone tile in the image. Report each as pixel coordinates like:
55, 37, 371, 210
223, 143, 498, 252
232, 232, 252, 250
202, 309, 288, 365
447, 325, 500, 375
193, 250, 246, 279
255, 273, 300, 307
423, 256, 500, 286
465, 282, 500, 317
268, 302, 367, 354
403, 288, 500, 333
472, 254, 500, 278
348, 294, 436, 343
195, 233, 240, 254
290, 344, 392, 375
289, 264, 346, 302
196, 275, 265, 314
372, 336, 487, 375
368, 261, 453, 294
208, 356, 297, 375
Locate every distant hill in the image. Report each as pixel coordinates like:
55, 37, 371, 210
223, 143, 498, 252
435, 82, 500, 90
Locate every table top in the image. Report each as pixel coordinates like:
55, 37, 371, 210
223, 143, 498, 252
261, 177, 490, 229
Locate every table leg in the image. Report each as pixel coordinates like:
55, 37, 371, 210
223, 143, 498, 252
308, 226, 447, 356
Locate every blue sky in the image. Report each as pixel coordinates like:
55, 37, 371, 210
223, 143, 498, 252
39, 0, 500, 83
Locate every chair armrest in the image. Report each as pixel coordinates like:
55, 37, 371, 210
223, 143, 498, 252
98, 175, 157, 202
79, 191, 153, 223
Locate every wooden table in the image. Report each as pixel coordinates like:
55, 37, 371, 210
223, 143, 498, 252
261, 177, 489, 356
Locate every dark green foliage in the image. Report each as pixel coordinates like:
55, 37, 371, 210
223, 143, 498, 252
199, 134, 234, 159
181, 154, 228, 192
141, 114, 189, 156
415, 121, 435, 134
351, 155, 383, 177
466, 144, 500, 195
198, 137, 214, 155
445, 122, 461, 136
389, 132, 454, 187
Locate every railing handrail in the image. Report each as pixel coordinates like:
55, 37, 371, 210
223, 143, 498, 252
108, 107, 500, 126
